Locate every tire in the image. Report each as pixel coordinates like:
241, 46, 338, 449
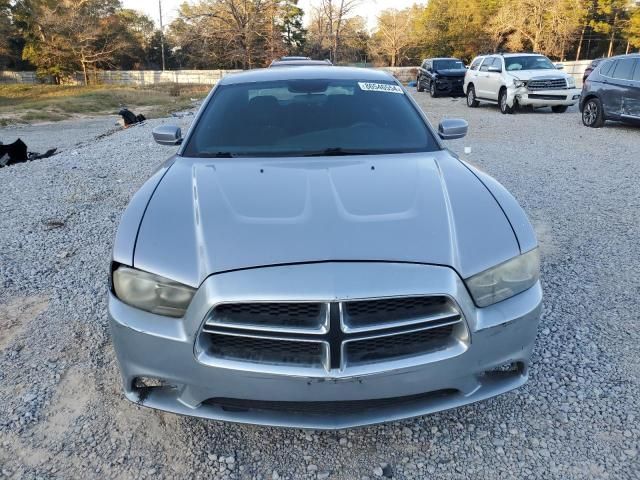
430, 81, 438, 98
582, 97, 605, 128
499, 88, 513, 114
552, 105, 569, 113
466, 85, 479, 108
417, 77, 425, 92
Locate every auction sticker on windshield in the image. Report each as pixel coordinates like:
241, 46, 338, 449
358, 82, 404, 94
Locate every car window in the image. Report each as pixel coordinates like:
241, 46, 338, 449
470, 58, 483, 71
491, 57, 502, 71
505, 55, 555, 71
480, 57, 495, 72
600, 60, 614, 77
183, 79, 440, 157
633, 61, 640, 81
433, 59, 464, 70
612, 58, 636, 80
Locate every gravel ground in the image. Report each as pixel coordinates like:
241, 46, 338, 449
0, 93, 638, 479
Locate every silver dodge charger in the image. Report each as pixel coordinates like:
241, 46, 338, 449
109, 66, 542, 429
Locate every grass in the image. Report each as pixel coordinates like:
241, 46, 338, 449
0, 83, 210, 125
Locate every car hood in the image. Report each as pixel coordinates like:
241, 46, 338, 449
509, 70, 568, 81
133, 152, 520, 287
434, 69, 466, 77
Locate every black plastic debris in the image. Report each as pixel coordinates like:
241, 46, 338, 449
0, 139, 57, 168
118, 108, 146, 127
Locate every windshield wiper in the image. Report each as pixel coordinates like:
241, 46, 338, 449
303, 148, 385, 157
200, 152, 237, 158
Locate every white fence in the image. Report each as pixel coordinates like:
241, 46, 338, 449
0, 61, 591, 87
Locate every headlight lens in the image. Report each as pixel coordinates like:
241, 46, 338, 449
465, 249, 540, 307
566, 76, 576, 88
513, 79, 527, 88
112, 266, 196, 317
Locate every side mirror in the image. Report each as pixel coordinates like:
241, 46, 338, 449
438, 119, 468, 140
487, 66, 502, 73
555, 63, 565, 70
152, 125, 183, 146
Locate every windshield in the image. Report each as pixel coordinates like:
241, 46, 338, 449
434, 60, 464, 70
183, 79, 439, 157
505, 56, 556, 71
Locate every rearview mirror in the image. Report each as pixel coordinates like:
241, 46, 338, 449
152, 125, 183, 146
555, 63, 565, 70
487, 66, 502, 73
438, 119, 468, 140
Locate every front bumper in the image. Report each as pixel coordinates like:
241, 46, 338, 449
434, 78, 465, 95
508, 87, 582, 108
109, 262, 542, 429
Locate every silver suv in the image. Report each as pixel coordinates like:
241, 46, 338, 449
464, 53, 581, 114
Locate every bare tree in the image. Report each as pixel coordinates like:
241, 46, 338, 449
318, 0, 360, 63
371, 9, 413, 66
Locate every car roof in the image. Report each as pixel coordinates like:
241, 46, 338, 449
219, 66, 394, 85
607, 53, 640, 59
428, 57, 462, 61
269, 60, 333, 68
279, 56, 312, 61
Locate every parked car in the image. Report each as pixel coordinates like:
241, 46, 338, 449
417, 58, 466, 97
580, 53, 640, 128
109, 66, 542, 429
270, 59, 332, 68
464, 53, 581, 114
583, 58, 604, 84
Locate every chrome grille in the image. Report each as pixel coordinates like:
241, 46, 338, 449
527, 78, 567, 90
197, 296, 467, 373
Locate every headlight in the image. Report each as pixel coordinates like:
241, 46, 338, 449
465, 249, 540, 307
112, 265, 196, 317
513, 79, 527, 88
566, 77, 576, 88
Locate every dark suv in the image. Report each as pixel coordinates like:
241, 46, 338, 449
417, 58, 466, 97
580, 53, 640, 128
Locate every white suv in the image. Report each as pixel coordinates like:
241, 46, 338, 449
464, 53, 582, 114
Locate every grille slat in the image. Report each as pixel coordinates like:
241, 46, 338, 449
207, 302, 328, 334
198, 296, 466, 372
203, 389, 459, 415
527, 78, 567, 91
206, 332, 327, 368
344, 324, 456, 366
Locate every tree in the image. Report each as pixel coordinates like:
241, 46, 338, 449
591, 0, 632, 57
316, 0, 361, 63
20, 0, 144, 82
281, 0, 306, 54
625, 6, 640, 52
489, 0, 585, 58
371, 8, 413, 67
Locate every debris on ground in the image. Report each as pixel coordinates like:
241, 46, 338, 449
0, 138, 57, 168
118, 108, 146, 128
171, 111, 195, 119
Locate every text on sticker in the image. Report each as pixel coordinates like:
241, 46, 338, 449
358, 82, 405, 94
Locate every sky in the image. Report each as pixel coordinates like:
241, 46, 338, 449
121, 0, 427, 30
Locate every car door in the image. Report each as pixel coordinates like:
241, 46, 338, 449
465, 57, 483, 93
603, 58, 636, 118
623, 59, 640, 119
419, 60, 428, 85
475, 57, 495, 98
485, 57, 504, 101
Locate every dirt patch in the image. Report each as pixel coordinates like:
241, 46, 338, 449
0, 296, 49, 351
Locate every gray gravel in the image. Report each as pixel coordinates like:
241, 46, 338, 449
0, 93, 638, 479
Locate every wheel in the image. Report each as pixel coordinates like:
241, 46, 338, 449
552, 105, 568, 113
466, 85, 479, 108
429, 81, 437, 97
582, 97, 605, 128
417, 77, 425, 92
499, 89, 513, 114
